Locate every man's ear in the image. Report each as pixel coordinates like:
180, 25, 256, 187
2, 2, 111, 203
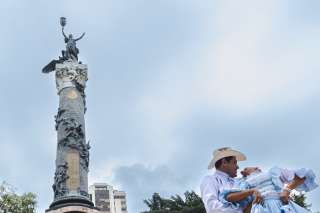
220, 158, 226, 166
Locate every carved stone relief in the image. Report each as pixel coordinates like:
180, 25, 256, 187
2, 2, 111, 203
52, 162, 69, 199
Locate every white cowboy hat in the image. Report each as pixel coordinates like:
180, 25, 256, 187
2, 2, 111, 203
208, 147, 246, 169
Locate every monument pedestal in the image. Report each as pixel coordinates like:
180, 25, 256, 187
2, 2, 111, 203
46, 204, 100, 213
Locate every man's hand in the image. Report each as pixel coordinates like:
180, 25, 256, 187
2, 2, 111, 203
243, 202, 252, 213
252, 189, 263, 204
280, 189, 290, 204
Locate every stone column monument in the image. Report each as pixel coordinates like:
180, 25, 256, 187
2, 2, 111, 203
43, 17, 99, 213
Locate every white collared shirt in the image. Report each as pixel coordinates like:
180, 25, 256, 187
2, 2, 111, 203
200, 170, 243, 213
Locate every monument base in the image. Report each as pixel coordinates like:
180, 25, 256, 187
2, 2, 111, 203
45, 204, 100, 213
46, 196, 99, 213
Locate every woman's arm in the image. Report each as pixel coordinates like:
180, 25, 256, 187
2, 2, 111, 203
243, 202, 252, 213
75, 32, 85, 41
62, 28, 67, 39
280, 175, 305, 204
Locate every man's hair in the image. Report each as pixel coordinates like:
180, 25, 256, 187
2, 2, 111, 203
215, 156, 234, 168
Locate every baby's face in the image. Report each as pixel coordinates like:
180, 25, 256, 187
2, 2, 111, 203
240, 167, 261, 177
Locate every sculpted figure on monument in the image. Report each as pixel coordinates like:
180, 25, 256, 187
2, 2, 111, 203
58, 117, 90, 170
52, 163, 69, 198
42, 17, 86, 73
65, 119, 84, 142
61, 17, 85, 61
62, 28, 85, 61
58, 118, 85, 149
54, 108, 66, 130
79, 141, 90, 170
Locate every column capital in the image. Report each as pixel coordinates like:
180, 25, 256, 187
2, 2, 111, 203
55, 61, 88, 94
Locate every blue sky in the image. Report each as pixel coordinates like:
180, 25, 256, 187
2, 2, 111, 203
0, 0, 319, 212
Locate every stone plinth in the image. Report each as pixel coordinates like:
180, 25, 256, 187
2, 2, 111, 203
46, 204, 100, 213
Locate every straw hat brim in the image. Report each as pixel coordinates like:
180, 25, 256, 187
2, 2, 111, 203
208, 149, 246, 169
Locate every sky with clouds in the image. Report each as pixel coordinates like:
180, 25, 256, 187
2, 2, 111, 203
0, 0, 319, 212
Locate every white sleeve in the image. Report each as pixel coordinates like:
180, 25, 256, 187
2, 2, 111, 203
278, 167, 318, 192
279, 168, 296, 183
200, 176, 238, 213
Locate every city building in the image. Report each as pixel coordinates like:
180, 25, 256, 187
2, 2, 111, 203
89, 183, 128, 213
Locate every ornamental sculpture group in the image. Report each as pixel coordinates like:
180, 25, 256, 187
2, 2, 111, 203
61, 17, 85, 62
43, 18, 96, 211
42, 17, 86, 73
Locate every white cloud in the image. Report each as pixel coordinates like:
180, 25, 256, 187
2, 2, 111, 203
193, 0, 320, 113
113, 163, 191, 213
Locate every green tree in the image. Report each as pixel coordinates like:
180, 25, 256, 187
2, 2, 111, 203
142, 191, 205, 213
291, 192, 311, 210
143, 193, 169, 211
0, 182, 36, 213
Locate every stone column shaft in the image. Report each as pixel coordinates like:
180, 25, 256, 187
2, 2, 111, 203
49, 60, 93, 209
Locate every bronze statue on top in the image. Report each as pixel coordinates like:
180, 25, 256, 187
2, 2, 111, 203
42, 17, 86, 73
61, 17, 85, 61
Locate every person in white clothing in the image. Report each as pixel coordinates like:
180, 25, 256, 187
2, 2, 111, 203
200, 147, 259, 213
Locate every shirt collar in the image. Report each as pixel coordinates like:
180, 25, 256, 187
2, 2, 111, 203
215, 170, 232, 179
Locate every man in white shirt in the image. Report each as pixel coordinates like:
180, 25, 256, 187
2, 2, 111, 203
200, 147, 247, 213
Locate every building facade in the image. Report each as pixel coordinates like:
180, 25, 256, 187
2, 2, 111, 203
89, 183, 128, 213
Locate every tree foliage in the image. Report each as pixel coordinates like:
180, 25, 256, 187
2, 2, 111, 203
142, 191, 205, 213
0, 182, 36, 213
